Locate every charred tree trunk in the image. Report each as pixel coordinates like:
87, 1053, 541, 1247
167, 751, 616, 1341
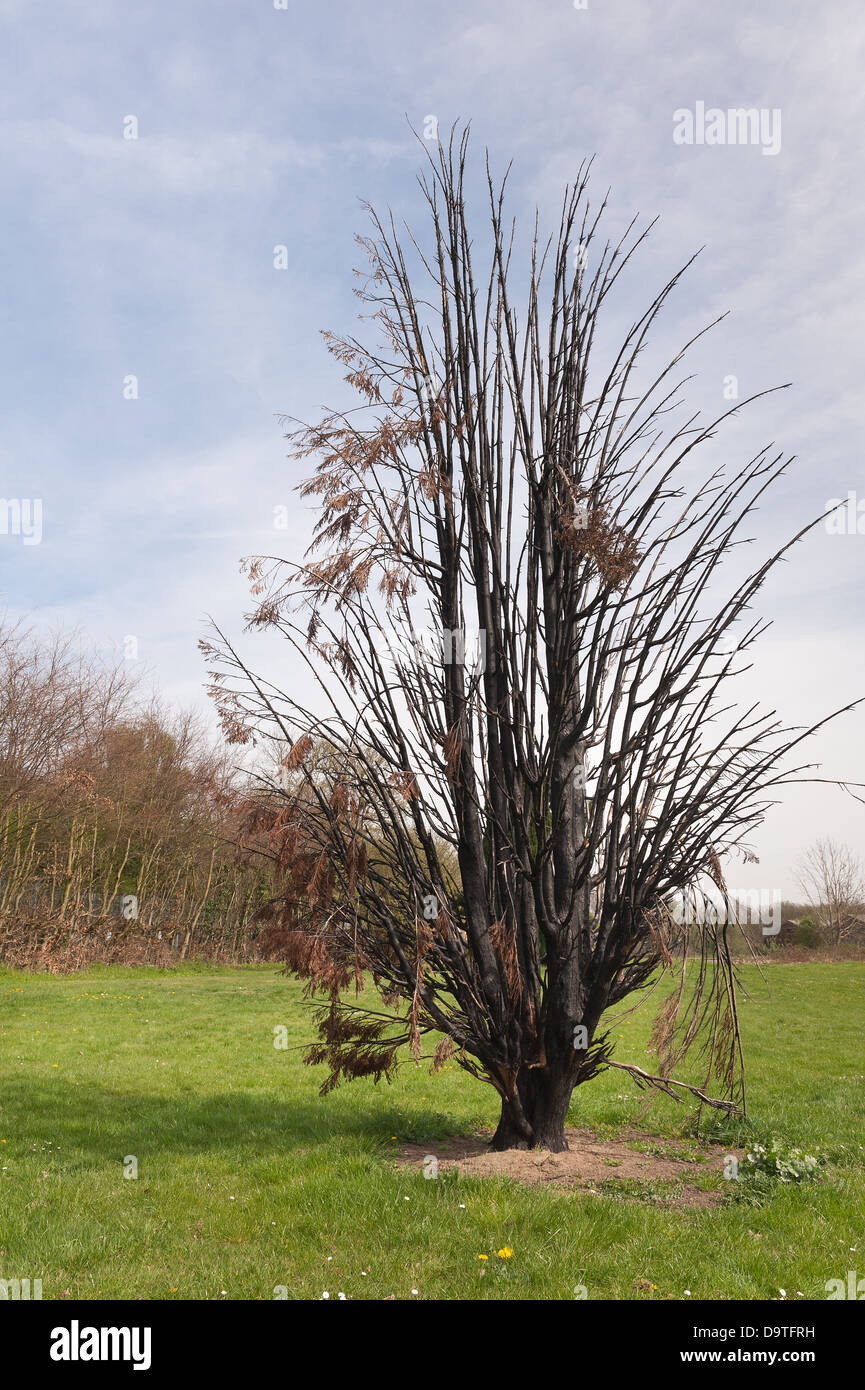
491, 1054, 577, 1152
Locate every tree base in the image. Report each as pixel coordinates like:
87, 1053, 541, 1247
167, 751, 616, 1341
490, 1122, 570, 1153
491, 1074, 574, 1152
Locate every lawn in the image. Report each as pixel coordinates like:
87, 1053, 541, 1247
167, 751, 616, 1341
0, 962, 862, 1300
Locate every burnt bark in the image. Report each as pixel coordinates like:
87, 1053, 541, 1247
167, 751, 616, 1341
491, 1056, 578, 1152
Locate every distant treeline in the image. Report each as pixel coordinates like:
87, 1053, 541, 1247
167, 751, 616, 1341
2, 617, 861, 972
0, 616, 275, 970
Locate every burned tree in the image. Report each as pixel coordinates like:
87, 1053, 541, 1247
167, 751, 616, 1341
204, 131, 852, 1150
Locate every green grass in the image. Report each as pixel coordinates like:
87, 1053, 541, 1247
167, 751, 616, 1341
0, 961, 863, 1300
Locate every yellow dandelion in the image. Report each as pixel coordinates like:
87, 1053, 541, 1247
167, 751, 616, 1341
497, 1248, 513, 1259
478, 1254, 489, 1260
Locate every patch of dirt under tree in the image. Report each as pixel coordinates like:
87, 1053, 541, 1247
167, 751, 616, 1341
396, 1128, 742, 1207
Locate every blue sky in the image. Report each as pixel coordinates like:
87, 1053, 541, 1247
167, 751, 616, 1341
1, 0, 864, 893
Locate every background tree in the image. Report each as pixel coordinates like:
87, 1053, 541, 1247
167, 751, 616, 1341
205, 131, 856, 1151
796, 838, 865, 946
0, 613, 134, 813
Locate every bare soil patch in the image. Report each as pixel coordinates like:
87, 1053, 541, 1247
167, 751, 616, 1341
396, 1127, 741, 1207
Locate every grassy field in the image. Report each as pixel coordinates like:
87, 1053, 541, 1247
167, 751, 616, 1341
0, 961, 862, 1300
